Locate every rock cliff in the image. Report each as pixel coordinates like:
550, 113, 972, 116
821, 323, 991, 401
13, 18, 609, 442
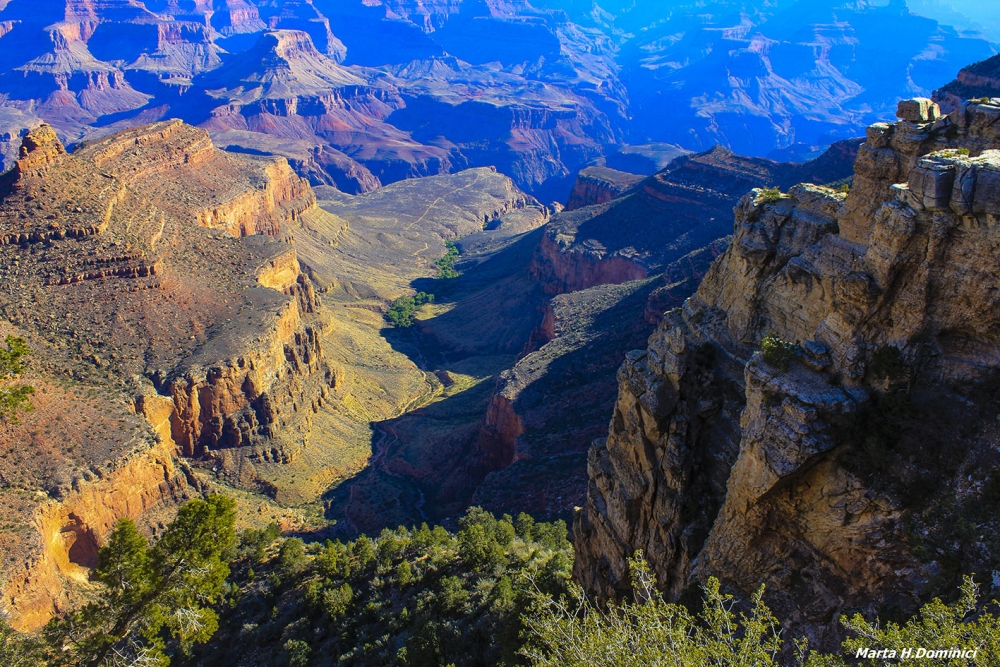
565, 166, 643, 211
531, 141, 861, 297
0, 120, 343, 628
574, 97, 1000, 649
934, 54, 1000, 111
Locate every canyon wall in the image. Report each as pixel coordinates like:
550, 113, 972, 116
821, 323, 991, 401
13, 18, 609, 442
0, 121, 342, 629
575, 97, 1000, 649
565, 166, 643, 211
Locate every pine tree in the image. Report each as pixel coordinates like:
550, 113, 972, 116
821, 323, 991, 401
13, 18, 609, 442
41, 495, 237, 667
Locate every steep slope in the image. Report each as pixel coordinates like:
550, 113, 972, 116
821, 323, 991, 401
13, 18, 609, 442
934, 53, 1000, 111
0, 120, 350, 629
566, 166, 643, 210
575, 96, 1000, 649
532, 139, 862, 297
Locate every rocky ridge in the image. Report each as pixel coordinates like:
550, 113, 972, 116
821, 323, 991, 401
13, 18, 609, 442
531, 140, 862, 297
565, 166, 643, 211
574, 97, 1000, 649
934, 53, 1000, 111
0, 120, 348, 629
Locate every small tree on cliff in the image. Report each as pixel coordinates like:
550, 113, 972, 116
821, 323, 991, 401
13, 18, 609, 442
41, 495, 237, 667
0, 334, 34, 424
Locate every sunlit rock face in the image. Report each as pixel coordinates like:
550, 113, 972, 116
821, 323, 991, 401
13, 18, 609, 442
0, 120, 345, 629
575, 97, 1000, 651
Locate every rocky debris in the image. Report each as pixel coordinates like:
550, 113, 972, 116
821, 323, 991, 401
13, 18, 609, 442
574, 97, 1000, 650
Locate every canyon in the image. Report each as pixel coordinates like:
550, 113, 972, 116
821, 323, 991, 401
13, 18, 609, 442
574, 95, 1000, 650
1, 1, 1000, 655
320, 138, 858, 534
0, 0, 992, 203
0, 120, 348, 629
0, 106, 861, 629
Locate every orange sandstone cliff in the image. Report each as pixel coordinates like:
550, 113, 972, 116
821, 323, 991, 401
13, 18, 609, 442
0, 120, 341, 629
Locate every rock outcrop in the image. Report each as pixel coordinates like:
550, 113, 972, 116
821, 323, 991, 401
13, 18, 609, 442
574, 97, 1000, 649
0, 120, 343, 628
565, 166, 643, 211
934, 54, 1000, 112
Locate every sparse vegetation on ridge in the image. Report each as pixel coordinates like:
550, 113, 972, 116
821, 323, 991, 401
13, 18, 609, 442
6, 500, 1000, 666
761, 334, 799, 371
0, 335, 34, 424
525, 553, 1000, 666
756, 187, 785, 204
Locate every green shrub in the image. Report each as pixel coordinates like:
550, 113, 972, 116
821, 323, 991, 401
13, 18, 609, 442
386, 292, 435, 327
0, 335, 34, 424
761, 334, 798, 371
435, 241, 460, 279
756, 187, 785, 204
285, 639, 312, 667
185, 507, 573, 667
522, 554, 782, 667
523, 553, 1000, 667
323, 583, 353, 621
278, 538, 309, 576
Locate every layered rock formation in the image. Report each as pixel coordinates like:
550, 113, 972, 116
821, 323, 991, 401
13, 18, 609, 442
2, 0, 989, 202
0, 0, 630, 200
934, 53, 1000, 111
575, 97, 1000, 648
532, 140, 862, 297
620, 0, 993, 157
566, 166, 643, 211
0, 120, 345, 628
